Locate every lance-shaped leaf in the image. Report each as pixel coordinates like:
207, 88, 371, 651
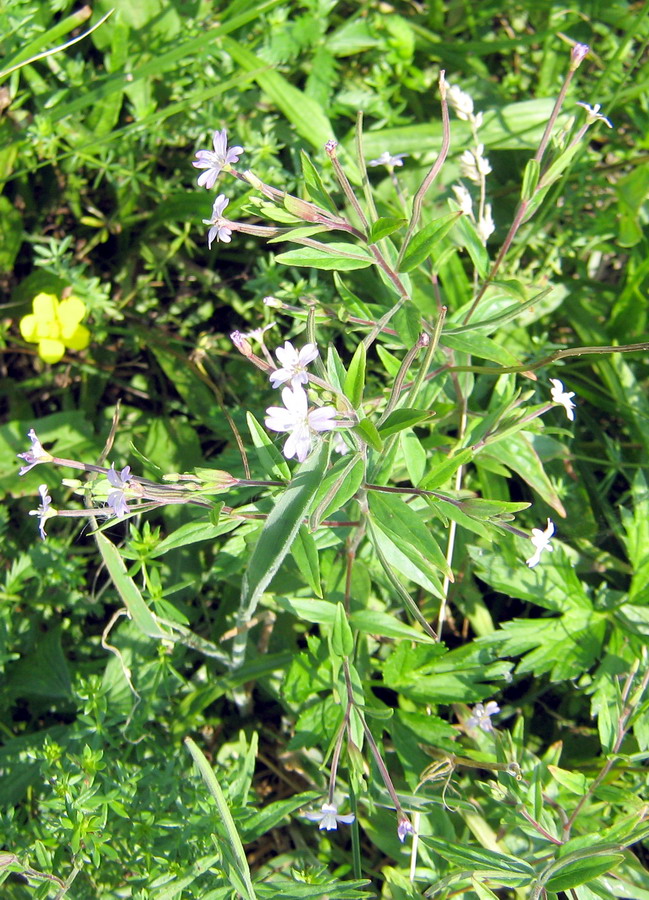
233, 443, 330, 668
275, 242, 375, 271
398, 212, 460, 272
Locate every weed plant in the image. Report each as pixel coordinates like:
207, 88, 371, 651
2, 2, 649, 899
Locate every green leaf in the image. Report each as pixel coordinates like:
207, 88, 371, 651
344, 341, 366, 408
275, 243, 374, 271
184, 738, 258, 900
441, 331, 524, 368
95, 531, 169, 639
378, 408, 435, 438
309, 453, 365, 527
398, 212, 460, 272
236, 443, 330, 664
419, 447, 474, 490
291, 525, 322, 597
368, 217, 407, 243
544, 855, 624, 893
331, 602, 354, 657
300, 150, 338, 214
0, 197, 22, 273
420, 835, 535, 881
454, 213, 490, 278
521, 158, 541, 201
369, 491, 452, 578
149, 516, 239, 558
350, 610, 436, 644
246, 412, 291, 481
353, 417, 383, 451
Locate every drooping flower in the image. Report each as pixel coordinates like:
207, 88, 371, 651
446, 83, 475, 121
525, 518, 555, 568
192, 128, 244, 189
304, 803, 355, 831
576, 101, 613, 129
19, 293, 91, 364
549, 378, 576, 421
397, 815, 415, 843
466, 700, 501, 733
369, 151, 408, 168
332, 431, 349, 456
269, 341, 319, 389
477, 204, 495, 242
451, 183, 473, 217
29, 484, 56, 540
460, 145, 492, 184
106, 464, 132, 517
203, 194, 233, 247
265, 386, 338, 463
18, 428, 54, 476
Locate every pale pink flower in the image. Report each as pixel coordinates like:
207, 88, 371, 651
304, 803, 355, 831
192, 128, 243, 189
269, 341, 319, 389
265, 386, 337, 462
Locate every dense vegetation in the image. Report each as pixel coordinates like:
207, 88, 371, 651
2, 2, 649, 898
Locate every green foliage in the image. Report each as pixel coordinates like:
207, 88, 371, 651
2, 0, 649, 898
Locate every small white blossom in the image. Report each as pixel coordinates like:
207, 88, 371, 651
576, 102, 613, 129
29, 484, 55, 540
265, 386, 338, 463
192, 128, 244, 189
446, 83, 474, 121
332, 431, 349, 456
304, 803, 355, 831
269, 341, 319, 389
203, 194, 233, 248
18, 428, 53, 476
466, 700, 501, 732
525, 518, 555, 568
549, 378, 576, 422
477, 203, 495, 242
241, 322, 276, 343
368, 151, 408, 168
451, 183, 473, 217
460, 145, 492, 184
106, 464, 132, 518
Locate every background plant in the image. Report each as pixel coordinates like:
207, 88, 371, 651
2, 2, 649, 899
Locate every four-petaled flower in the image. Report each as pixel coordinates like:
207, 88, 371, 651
269, 341, 319, 389
265, 386, 338, 463
203, 194, 233, 248
304, 803, 355, 831
369, 151, 408, 168
397, 816, 415, 843
19, 292, 91, 364
29, 483, 55, 540
526, 518, 555, 568
549, 378, 576, 421
576, 101, 613, 129
18, 428, 53, 476
466, 700, 501, 732
106, 464, 132, 517
193, 128, 244, 189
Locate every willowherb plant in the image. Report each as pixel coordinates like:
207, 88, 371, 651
17, 42, 649, 897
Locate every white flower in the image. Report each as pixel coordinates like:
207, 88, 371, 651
332, 431, 349, 456
525, 518, 555, 568
576, 101, 613, 129
29, 484, 55, 540
452, 183, 473, 217
192, 128, 244, 189
477, 203, 495, 242
241, 322, 276, 343
269, 341, 319, 389
18, 428, 53, 475
368, 151, 408, 168
203, 194, 233, 248
549, 378, 576, 421
460, 145, 492, 184
304, 803, 355, 831
466, 700, 501, 732
106, 464, 132, 517
446, 83, 474, 121
265, 386, 338, 463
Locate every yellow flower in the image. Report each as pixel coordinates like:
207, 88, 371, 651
20, 292, 91, 363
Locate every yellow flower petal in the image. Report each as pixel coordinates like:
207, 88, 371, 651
36, 318, 61, 340
58, 296, 86, 334
38, 338, 66, 363
32, 293, 59, 321
64, 324, 91, 351
20, 314, 38, 342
